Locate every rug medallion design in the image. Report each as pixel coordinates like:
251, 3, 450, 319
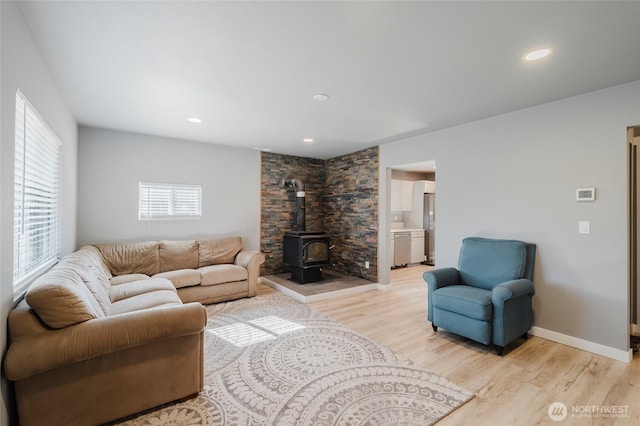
118, 293, 473, 425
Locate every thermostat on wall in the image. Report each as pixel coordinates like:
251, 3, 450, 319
576, 187, 595, 202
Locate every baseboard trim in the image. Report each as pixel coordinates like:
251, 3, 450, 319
530, 326, 633, 363
631, 323, 640, 336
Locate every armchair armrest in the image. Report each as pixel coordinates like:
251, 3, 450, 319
492, 279, 535, 305
423, 268, 461, 292
4, 302, 207, 381
424, 268, 460, 322
235, 250, 266, 296
491, 279, 535, 346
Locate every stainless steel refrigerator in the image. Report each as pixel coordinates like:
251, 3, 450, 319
423, 193, 435, 265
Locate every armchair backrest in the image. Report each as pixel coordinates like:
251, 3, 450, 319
458, 237, 535, 290
523, 242, 536, 282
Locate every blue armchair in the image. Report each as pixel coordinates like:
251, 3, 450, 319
424, 237, 536, 355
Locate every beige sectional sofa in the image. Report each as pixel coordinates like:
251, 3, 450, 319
94, 236, 265, 304
4, 236, 265, 426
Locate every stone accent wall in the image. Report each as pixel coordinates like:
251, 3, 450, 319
325, 147, 379, 282
260, 147, 379, 281
260, 152, 325, 274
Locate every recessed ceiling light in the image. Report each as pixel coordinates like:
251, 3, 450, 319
187, 117, 202, 123
523, 48, 553, 62
303, 138, 314, 143
312, 94, 329, 101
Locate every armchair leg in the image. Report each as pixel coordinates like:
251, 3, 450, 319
432, 324, 438, 332
495, 345, 504, 356
522, 332, 529, 340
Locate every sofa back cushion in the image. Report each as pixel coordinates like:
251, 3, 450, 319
96, 241, 160, 276
74, 264, 110, 315
26, 267, 106, 329
198, 237, 243, 267
60, 245, 112, 278
57, 247, 112, 316
458, 237, 527, 290
159, 240, 199, 272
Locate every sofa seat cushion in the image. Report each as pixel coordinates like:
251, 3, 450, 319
110, 289, 182, 315
110, 274, 150, 286
109, 278, 177, 302
153, 269, 201, 289
198, 264, 247, 286
431, 285, 493, 321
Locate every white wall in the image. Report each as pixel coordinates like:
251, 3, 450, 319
380, 81, 640, 357
0, 1, 78, 422
77, 127, 261, 250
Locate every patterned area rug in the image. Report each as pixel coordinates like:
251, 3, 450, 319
118, 293, 473, 425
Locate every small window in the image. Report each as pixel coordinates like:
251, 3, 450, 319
13, 89, 62, 295
139, 182, 202, 220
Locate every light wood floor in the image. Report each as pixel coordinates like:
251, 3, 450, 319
258, 265, 640, 425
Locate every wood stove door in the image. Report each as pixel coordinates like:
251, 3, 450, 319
304, 241, 328, 263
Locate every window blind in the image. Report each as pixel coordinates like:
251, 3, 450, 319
139, 182, 202, 220
13, 89, 62, 293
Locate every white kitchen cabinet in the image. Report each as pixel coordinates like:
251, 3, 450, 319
410, 230, 425, 263
423, 180, 436, 193
390, 179, 413, 211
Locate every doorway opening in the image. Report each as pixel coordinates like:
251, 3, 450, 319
388, 160, 436, 284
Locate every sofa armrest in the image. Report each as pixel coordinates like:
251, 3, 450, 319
492, 279, 535, 305
235, 250, 266, 296
4, 302, 207, 381
235, 249, 265, 269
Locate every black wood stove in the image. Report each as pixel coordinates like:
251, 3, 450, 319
283, 231, 330, 283
281, 178, 330, 283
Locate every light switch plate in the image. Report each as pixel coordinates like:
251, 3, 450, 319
578, 221, 590, 234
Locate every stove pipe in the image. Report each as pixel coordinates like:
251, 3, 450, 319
282, 178, 305, 232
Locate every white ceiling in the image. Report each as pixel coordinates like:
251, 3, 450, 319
19, 1, 640, 160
